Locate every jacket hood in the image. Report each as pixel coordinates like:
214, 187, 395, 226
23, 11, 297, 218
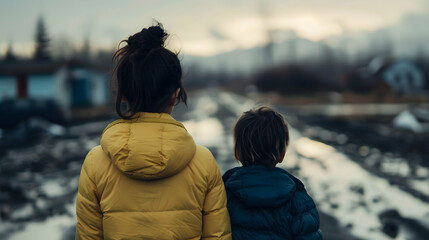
224, 165, 297, 208
100, 112, 196, 180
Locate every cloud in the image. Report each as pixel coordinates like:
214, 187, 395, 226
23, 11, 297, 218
209, 28, 228, 41
1, 0, 427, 56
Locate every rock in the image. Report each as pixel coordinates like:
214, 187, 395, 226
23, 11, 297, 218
381, 221, 399, 238
0, 205, 11, 220
379, 209, 401, 219
349, 184, 365, 195
330, 203, 339, 209
379, 209, 402, 238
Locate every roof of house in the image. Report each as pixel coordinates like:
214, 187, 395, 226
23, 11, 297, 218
0, 59, 108, 76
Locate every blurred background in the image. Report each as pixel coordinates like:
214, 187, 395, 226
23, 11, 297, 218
1, 0, 429, 239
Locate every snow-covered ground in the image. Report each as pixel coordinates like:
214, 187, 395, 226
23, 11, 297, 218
289, 136, 429, 240
181, 90, 429, 240
1, 89, 428, 239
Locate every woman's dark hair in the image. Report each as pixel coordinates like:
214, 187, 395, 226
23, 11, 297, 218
111, 22, 187, 118
233, 107, 289, 168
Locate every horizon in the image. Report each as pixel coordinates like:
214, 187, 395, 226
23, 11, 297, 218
1, 0, 428, 58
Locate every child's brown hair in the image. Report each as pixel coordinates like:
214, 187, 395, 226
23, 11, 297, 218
233, 106, 289, 167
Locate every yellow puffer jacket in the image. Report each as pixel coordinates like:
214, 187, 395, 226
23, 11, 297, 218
75, 113, 231, 240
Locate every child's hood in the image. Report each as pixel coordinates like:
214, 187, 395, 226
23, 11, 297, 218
223, 165, 297, 208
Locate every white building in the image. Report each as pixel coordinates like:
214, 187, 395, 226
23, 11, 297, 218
0, 60, 109, 109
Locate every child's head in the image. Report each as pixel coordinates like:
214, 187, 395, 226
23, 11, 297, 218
112, 22, 187, 118
233, 107, 289, 167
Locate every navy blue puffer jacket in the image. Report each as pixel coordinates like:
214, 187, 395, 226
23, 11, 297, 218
223, 165, 322, 240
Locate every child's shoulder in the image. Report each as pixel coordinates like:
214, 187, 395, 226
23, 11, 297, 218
222, 165, 302, 188
275, 168, 306, 190
282, 171, 317, 214
222, 166, 241, 182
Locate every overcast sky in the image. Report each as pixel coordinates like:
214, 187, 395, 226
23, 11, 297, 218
1, 0, 428, 57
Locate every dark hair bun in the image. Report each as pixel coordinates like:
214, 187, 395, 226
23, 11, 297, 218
113, 21, 186, 118
127, 23, 168, 49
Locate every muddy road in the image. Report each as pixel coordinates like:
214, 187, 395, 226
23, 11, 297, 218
1, 89, 428, 240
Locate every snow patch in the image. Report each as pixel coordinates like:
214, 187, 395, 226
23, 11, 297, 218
410, 180, 429, 196
294, 138, 335, 159
40, 181, 66, 198
217, 91, 256, 115
195, 96, 219, 117
415, 166, 429, 178
183, 118, 224, 147
8, 215, 75, 240
11, 204, 34, 220
291, 134, 429, 240
393, 110, 422, 133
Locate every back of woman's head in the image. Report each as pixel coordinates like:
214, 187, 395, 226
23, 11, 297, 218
234, 107, 289, 168
112, 22, 187, 118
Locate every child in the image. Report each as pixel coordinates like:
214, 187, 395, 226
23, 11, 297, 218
223, 107, 322, 240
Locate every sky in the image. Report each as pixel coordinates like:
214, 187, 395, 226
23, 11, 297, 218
0, 0, 428, 57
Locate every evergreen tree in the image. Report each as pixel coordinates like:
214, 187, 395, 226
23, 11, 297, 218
34, 17, 51, 60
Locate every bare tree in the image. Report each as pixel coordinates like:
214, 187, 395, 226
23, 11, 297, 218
79, 37, 91, 60
259, 3, 274, 68
5, 44, 17, 61
51, 36, 77, 60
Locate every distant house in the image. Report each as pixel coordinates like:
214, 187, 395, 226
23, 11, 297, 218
342, 57, 427, 94
367, 58, 425, 93
381, 60, 425, 93
0, 60, 110, 110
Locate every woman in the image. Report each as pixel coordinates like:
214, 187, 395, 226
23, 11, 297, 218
75, 23, 231, 240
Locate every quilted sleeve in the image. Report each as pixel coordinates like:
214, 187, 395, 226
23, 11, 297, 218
75, 149, 103, 240
201, 154, 232, 240
291, 190, 323, 240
